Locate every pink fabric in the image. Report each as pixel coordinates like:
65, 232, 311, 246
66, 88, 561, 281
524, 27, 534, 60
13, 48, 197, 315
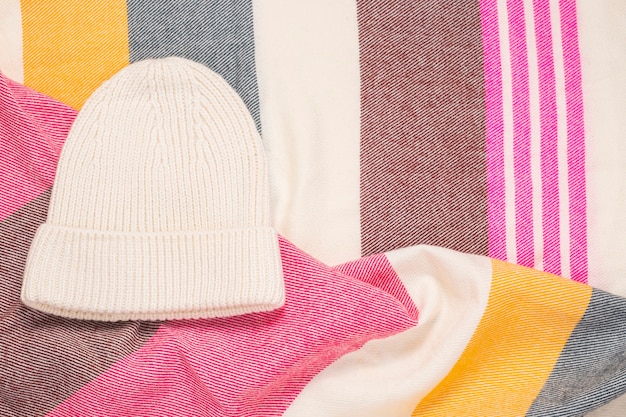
535, 0, 561, 276
0, 72, 76, 222
46, 237, 418, 417
333, 253, 419, 320
481, 0, 506, 261
560, 0, 588, 283
509, 0, 534, 268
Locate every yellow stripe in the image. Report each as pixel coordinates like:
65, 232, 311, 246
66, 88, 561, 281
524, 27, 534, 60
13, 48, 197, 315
413, 259, 592, 416
21, 0, 130, 109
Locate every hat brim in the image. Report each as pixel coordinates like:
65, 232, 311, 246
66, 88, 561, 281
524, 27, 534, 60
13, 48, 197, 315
21, 224, 285, 321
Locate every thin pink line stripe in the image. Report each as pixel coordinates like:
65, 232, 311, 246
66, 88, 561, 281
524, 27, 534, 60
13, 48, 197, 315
534, 0, 561, 276
508, 0, 534, 268
481, 0, 507, 261
560, 0, 588, 283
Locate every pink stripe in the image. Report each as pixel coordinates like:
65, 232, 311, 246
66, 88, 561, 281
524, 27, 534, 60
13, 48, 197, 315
481, 0, 507, 261
47, 237, 417, 416
508, 0, 534, 268
333, 253, 418, 319
534, 0, 561, 276
0, 73, 76, 222
560, 0, 588, 283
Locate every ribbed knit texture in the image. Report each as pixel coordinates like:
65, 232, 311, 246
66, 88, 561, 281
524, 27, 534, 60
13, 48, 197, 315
21, 57, 285, 321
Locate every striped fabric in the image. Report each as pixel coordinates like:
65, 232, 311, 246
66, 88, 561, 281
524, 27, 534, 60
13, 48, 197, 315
2, 0, 626, 416
1, 0, 624, 290
411, 260, 626, 416
4, 80, 626, 413
528, 289, 626, 415
483, 0, 588, 282
18, 0, 260, 129
414, 259, 592, 415
43, 238, 417, 416
0, 74, 161, 415
126, 0, 261, 130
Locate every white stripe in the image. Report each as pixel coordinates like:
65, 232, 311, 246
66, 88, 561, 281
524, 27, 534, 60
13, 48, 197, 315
524, 0, 544, 271
253, 0, 361, 265
577, 0, 626, 295
550, 0, 571, 279
284, 245, 492, 416
0, 0, 24, 83
498, 0, 517, 264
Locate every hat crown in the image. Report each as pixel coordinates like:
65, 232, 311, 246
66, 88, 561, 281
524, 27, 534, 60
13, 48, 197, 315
48, 57, 266, 233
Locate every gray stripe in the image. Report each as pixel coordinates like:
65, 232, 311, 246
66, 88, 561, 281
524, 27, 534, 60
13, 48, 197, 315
126, 0, 261, 132
0, 191, 160, 416
527, 289, 626, 417
358, 0, 487, 256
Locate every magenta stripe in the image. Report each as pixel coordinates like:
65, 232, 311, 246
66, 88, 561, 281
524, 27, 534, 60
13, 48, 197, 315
481, 0, 506, 261
559, 0, 588, 283
534, 0, 561, 276
508, 0, 534, 268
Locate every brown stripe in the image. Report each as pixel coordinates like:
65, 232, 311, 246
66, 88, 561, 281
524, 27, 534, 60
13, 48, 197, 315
0, 191, 160, 416
358, 0, 488, 256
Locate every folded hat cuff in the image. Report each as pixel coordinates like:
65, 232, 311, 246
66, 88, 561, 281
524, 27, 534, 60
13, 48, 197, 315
21, 224, 285, 321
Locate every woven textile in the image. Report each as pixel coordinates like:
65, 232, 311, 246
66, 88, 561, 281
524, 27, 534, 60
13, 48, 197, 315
2, 1, 626, 415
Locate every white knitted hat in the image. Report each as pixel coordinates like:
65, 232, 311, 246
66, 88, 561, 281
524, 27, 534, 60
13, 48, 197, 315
21, 57, 285, 321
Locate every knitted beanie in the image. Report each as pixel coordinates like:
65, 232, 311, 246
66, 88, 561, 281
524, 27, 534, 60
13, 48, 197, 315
21, 57, 285, 321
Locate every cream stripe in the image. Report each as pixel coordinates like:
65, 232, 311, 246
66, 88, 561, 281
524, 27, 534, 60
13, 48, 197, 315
525, 0, 544, 271
0, 0, 24, 82
497, 0, 517, 264
577, 0, 626, 295
551, 0, 571, 279
253, 0, 361, 265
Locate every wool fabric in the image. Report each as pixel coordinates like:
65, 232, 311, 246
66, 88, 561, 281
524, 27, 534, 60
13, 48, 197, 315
6, 70, 626, 415
20, 57, 285, 321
